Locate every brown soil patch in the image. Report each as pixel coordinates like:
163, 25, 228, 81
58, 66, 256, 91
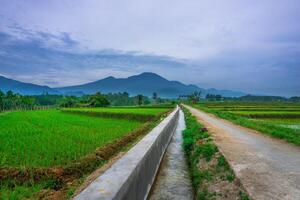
198, 153, 245, 200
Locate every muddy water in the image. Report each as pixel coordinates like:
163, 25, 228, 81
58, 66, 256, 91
149, 110, 193, 200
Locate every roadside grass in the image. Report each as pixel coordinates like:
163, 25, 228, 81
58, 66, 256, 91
0, 107, 171, 199
182, 107, 249, 200
192, 103, 300, 146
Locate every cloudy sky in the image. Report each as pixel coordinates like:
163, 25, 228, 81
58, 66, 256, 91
0, 0, 299, 96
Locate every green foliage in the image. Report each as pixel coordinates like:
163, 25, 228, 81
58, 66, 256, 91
182, 108, 216, 189
0, 182, 47, 200
0, 90, 36, 111
206, 94, 223, 101
152, 92, 157, 101
188, 91, 201, 104
217, 155, 230, 171
222, 94, 300, 102
136, 94, 143, 105
239, 191, 250, 200
59, 96, 78, 108
195, 143, 218, 161
34, 94, 63, 105
0, 90, 168, 112
88, 92, 110, 107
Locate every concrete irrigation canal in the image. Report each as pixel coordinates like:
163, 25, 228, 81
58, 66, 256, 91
148, 110, 193, 200
74, 107, 194, 200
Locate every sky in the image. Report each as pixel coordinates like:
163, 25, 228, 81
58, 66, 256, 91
0, 0, 299, 96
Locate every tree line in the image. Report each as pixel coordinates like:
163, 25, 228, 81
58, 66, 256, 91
0, 90, 169, 112
0, 90, 36, 111
179, 92, 300, 103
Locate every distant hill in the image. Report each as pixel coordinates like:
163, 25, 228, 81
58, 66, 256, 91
0, 76, 59, 95
56, 72, 245, 98
0, 73, 245, 97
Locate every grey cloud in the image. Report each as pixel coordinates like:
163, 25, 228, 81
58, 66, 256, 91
0, 0, 299, 96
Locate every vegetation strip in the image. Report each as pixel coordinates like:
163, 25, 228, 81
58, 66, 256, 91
181, 107, 249, 200
193, 103, 300, 146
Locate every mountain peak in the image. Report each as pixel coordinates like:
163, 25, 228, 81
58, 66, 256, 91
0, 75, 59, 95
129, 72, 166, 82
103, 76, 116, 80
137, 72, 163, 78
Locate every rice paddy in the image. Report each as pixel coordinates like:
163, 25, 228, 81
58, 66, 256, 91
0, 106, 171, 199
0, 110, 143, 168
62, 107, 170, 122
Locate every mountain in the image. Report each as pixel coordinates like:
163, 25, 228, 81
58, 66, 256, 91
0, 73, 246, 97
56, 72, 245, 98
0, 76, 59, 95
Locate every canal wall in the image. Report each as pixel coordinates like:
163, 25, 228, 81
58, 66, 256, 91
74, 106, 179, 200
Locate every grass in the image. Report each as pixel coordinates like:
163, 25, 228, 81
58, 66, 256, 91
0, 182, 47, 200
62, 107, 169, 115
0, 110, 143, 168
182, 107, 249, 199
192, 102, 300, 146
0, 106, 172, 199
62, 107, 170, 122
228, 111, 300, 118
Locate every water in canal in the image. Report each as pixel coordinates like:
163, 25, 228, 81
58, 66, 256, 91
149, 109, 193, 200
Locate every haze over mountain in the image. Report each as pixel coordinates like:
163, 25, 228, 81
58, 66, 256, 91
0, 72, 246, 98
0, 76, 59, 95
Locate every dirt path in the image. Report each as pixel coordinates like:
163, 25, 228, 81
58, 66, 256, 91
184, 105, 300, 200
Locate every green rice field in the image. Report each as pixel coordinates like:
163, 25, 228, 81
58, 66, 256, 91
0, 106, 171, 199
0, 107, 169, 168
0, 110, 143, 168
193, 102, 300, 145
63, 107, 169, 116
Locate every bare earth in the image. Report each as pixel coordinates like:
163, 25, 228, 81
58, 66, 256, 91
184, 105, 300, 200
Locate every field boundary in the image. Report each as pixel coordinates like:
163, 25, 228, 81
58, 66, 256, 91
74, 107, 179, 200
61, 110, 157, 122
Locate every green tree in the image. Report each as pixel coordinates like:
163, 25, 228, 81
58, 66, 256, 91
89, 92, 110, 107
137, 94, 143, 106
152, 92, 158, 103
189, 91, 201, 104
0, 90, 4, 111
59, 96, 78, 108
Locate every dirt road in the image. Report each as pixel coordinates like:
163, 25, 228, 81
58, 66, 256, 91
184, 105, 300, 200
